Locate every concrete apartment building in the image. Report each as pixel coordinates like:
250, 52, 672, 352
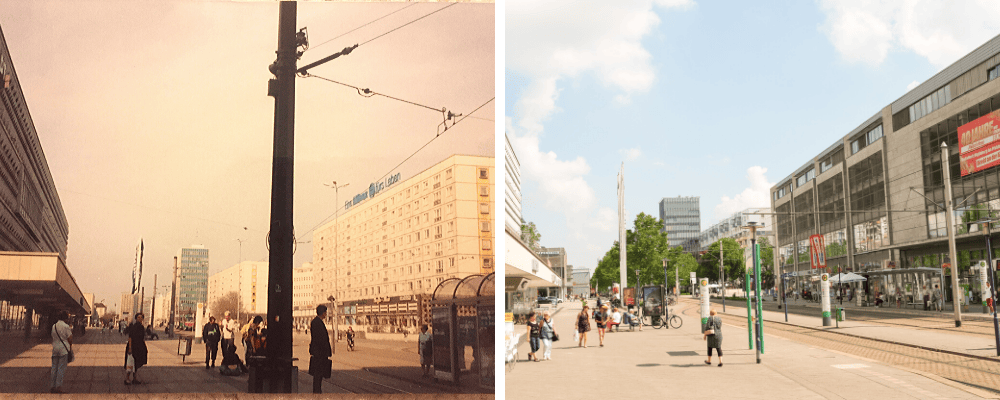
771, 33, 1000, 303
176, 245, 209, 322
292, 263, 314, 328
207, 261, 268, 318
700, 208, 774, 263
312, 155, 494, 332
660, 196, 701, 251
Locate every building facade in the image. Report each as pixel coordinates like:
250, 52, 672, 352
176, 245, 209, 322
659, 196, 701, 251
292, 263, 314, 328
699, 208, 775, 266
771, 33, 1000, 304
505, 135, 522, 236
312, 155, 494, 332
570, 269, 591, 297
537, 247, 567, 298
207, 261, 268, 317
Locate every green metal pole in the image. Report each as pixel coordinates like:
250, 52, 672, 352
755, 243, 764, 353
745, 273, 753, 350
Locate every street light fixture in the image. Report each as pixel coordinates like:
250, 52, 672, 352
662, 258, 670, 327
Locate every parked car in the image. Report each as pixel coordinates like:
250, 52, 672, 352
537, 296, 555, 305
549, 297, 564, 304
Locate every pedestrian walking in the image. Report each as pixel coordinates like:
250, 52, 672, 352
124, 313, 148, 384
418, 324, 432, 377
526, 312, 541, 361
703, 309, 723, 367
308, 305, 332, 394
594, 305, 609, 347
221, 311, 237, 354
986, 281, 995, 314
50, 310, 73, 394
203, 316, 221, 369
540, 313, 556, 360
577, 305, 591, 348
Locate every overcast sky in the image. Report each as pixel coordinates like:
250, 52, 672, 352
506, 0, 1000, 272
1, 0, 494, 310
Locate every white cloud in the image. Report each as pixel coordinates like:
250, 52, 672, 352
713, 166, 774, 223
818, 0, 1000, 69
907, 80, 920, 90
620, 147, 642, 161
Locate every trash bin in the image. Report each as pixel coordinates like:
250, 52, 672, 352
836, 307, 846, 322
177, 337, 192, 362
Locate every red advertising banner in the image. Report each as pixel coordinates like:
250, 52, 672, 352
809, 234, 827, 269
959, 110, 1000, 176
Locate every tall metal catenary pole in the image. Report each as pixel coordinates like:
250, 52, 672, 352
263, 1, 297, 392
618, 164, 627, 304
150, 275, 156, 329
942, 142, 963, 327
169, 256, 178, 338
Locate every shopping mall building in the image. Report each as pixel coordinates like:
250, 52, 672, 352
771, 33, 1000, 304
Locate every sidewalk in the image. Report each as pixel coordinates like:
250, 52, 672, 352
708, 298, 1000, 358
508, 300, 996, 400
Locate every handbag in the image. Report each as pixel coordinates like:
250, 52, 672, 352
704, 317, 716, 336
54, 323, 74, 363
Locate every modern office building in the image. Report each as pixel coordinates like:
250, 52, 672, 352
770, 33, 1000, 304
570, 269, 591, 297
0, 25, 88, 338
505, 134, 523, 236
537, 247, 568, 297
292, 263, 315, 328
152, 286, 171, 327
120, 292, 139, 321
176, 245, 209, 322
312, 155, 494, 332
207, 261, 268, 317
659, 196, 701, 251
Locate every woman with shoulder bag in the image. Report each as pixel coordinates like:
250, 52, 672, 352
540, 313, 557, 360
703, 309, 723, 367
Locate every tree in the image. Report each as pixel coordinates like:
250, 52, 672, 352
698, 238, 746, 286
210, 291, 243, 319
757, 237, 775, 289
520, 218, 542, 252
591, 212, 686, 294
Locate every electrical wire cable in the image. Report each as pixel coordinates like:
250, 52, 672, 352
309, 3, 420, 52
299, 96, 494, 239
358, 3, 457, 47
303, 73, 442, 113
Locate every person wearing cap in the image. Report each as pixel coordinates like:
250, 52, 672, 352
221, 311, 237, 355
594, 305, 610, 347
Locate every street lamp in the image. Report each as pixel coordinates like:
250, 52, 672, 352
324, 181, 348, 350
742, 221, 763, 364
970, 217, 1000, 356
661, 258, 670, 327
235, 238, 246, 326
327, 295, 336, 355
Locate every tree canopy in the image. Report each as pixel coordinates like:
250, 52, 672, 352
520, 218, 542, 252
590, 212, 699, 293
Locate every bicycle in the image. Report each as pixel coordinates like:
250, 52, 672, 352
650, 312, 683, 329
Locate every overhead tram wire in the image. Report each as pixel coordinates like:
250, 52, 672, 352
308, 2, 420, 52
298, 96, 494, 240
357, 3, 457, 47
302, 74, 442, 113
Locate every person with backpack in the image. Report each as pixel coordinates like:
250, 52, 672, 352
703, 309, 723, 367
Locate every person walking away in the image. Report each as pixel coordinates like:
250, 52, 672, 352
50, 310, 73, 394
703, 309, 723, 367
221, 311, 236, 355
577, 306, 591, 348
594, 305, 609, 347
203, 316, 221, 369
540, 313, 555, 360
124, 313, 148, 384
309, 305, 332, 394
526, 312, 541, 362
418, 324, 432, 377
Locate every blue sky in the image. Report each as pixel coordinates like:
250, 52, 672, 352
505, 0, 1000, 272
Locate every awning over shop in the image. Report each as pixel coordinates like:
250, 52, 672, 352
505, 230, 562, 289
0, 252, 89, 316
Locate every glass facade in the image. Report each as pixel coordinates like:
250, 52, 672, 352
659, 196, 701, 250
177, 247, 209, 322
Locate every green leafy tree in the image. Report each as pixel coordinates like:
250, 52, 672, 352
520, 218, 542, 252
698, 238, 746, 286
591, 212, 684, 295
757, 237, 776, 289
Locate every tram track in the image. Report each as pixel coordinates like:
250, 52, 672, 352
323, 368, 413, 394
761, 302, 999, 337
678, 301, 1000, 394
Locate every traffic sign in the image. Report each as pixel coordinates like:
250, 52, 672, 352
809, 234, 827, 269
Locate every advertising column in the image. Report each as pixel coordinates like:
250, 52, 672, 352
821, 274, 831, 326
700, 278, 710, 326
195, 302, 204, 344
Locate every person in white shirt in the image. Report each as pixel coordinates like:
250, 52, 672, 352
221, 311, 237, 357
608, 308, 623, 332
50, 311, 73, 394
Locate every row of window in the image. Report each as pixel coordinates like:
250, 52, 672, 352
851, 124, 883, 155
909, 86, 952, 124
796, 167, 815, 187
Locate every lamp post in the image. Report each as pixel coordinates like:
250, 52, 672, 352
324, 181, 348, 351
971, 218, 1000, 356
327, 295, 336, 355
742, 221, 763, 364
662, 258, 669, 327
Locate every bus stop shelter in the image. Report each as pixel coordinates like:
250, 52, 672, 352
430, 272, 494, 389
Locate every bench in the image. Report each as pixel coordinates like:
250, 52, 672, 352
906, 302, 923, 309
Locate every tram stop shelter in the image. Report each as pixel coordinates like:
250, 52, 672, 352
859, 267, 946, 308
429, 272, 494, 390
0, 252, 90, 339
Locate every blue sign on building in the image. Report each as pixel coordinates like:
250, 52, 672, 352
344, 173, 402, 210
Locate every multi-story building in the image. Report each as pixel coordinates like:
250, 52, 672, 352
120, 292, 139, 321
570, 269, 591, 297
659, 196, 701, 251
176, 245, 209, 322
153, 285, 171, 327
207, 261, 268, 317
505, 135, 523, 236
699, 208, 775, 263
293, 263, 315, 328
0, 24, 87, 335
312, 155, 494, 332
537, 247, 567, 297
770, 32, 1000, 303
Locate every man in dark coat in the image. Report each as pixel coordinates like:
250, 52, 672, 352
308, 305, 332, 394
203, 316, 221, 369
124, 313, 148, 385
